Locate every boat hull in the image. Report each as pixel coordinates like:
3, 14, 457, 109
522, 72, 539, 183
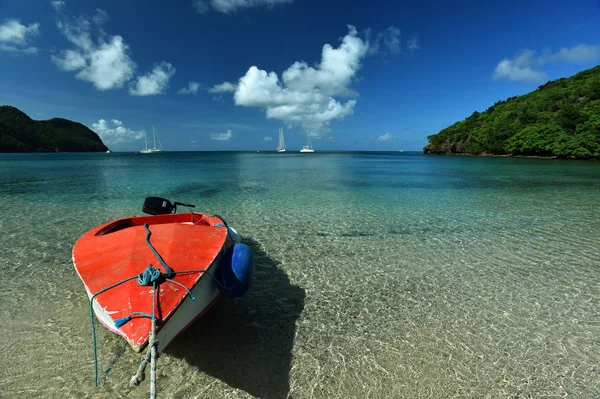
73, 212, 230, 352
139, 149, 163, 154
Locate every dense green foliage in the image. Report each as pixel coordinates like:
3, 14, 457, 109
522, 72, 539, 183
424, 65, 600, 158
0, 106, 107, 152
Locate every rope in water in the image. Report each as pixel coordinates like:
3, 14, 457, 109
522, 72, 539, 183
125, 265, 230, 389
89, 275, 138, 387
150, 281, 158, 398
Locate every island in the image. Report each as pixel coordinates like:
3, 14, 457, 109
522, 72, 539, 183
0, 105, 108, 152
424, 65, 600, 159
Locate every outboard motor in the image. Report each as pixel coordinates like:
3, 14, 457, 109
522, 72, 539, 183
142, 197, 195, 215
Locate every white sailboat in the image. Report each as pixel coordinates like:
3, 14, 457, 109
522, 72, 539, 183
140, 126, 163, 153
276, 128, 286, 152
300, 131, 314, 153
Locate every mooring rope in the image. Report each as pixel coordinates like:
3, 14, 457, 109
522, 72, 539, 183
89, 275, 138, 387
129, 351, 152, 386
150, 281, 158, 398
88, 222, 231, 396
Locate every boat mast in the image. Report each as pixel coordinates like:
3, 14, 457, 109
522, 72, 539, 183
152, 125, 157, 150
156, 129, 163, 150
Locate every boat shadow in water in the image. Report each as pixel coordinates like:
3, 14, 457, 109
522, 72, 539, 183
165, 237, 305, 399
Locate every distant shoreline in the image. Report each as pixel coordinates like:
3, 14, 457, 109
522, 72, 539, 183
424, 152, 599, 160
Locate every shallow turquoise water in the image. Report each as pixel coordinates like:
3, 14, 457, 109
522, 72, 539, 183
0, 152, 598, 398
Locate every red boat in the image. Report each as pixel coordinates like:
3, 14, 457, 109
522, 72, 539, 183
73, 198, 254, 354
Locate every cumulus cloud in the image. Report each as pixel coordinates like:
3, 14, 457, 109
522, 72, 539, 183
130, 62, 175, 96
52, 8, 174, 94
221, 25, 368, 134
264, 136, 273, 141
193, 0, 292, 14
91, 118, 144, 146
494, 44, 600, 83
376, 133, 394, 142
53, 13, 136, 90
210, 129, 234, 141
178, 81, 202, 95
543, 44, 600, 63
209, 81, 236, 93
0, 19, 40, 53
493, 59, 547, 83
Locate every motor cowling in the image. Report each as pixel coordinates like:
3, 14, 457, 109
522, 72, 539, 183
142, 197, 176, 215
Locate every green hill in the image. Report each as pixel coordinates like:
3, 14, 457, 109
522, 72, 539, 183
0, 106, 107, 152
424, 65, 600, 159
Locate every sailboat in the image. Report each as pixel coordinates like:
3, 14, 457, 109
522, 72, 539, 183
140, 126, 163, 154
300, 131, 314, 153
276, 128, 286, 152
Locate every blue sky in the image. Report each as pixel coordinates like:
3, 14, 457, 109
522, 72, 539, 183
1, 0, 600, 151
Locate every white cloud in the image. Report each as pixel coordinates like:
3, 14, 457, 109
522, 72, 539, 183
210, 129, 234, 141
53, 8, 173, 94
129, 62, 175, 96
91, 118, 144, 145
193, 0, 292, 14
383, 26, 401, 54
493, 59, 547, 83
53, 49, 86, 70
209, 81, 237, 93
50, 1, 65, 11
178, 81, 201, 95
264, 136, 273, 141
224, 25, 368, 134
0, 19, 39, 54
494, 44, 600, 83
366, 26, 418, 56
544, 44, 600, 64
376, 133, 393, 142
53, 14, 136, 90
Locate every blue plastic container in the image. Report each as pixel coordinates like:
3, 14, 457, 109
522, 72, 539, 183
217, 243, 254, 297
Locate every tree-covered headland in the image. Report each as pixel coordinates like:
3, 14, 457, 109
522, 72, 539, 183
424, 65, 600, 159
0, 105, 107, 152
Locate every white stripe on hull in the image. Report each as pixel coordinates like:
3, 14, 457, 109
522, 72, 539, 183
156, 267, 221, 352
